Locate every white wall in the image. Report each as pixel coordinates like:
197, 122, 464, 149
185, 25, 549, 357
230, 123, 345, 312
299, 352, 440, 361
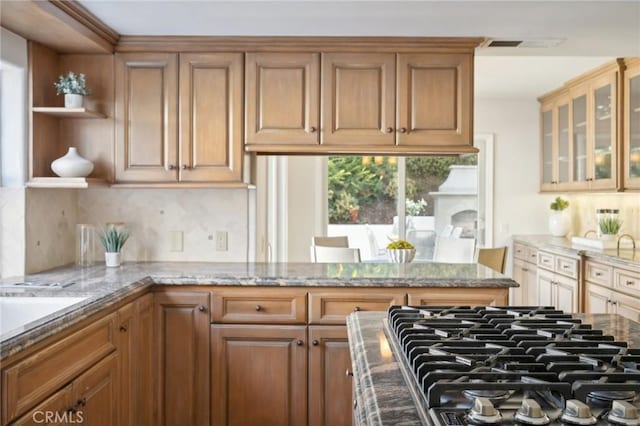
0, 28, 28, 277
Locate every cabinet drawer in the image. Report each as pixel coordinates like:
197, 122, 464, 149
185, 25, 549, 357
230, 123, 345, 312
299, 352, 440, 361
526, 247, 539, 264
2, 313, 116, 423
309, 291, 405, 325
585, 261, 613, 287
211, 289, 307, 324
555, 256, 578, 279
537, 251, 555, 271
614, 267, 640, 297
513, 243, 528, 261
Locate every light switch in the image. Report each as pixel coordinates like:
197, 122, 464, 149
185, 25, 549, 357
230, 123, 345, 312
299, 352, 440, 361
170, 231, 184, 252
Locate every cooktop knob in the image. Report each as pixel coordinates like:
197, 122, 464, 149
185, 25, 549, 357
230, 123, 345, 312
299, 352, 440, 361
467, 397, 503, 424
514, 398, 550, 425
608, 401, 640, 426
560, 400, 597, 425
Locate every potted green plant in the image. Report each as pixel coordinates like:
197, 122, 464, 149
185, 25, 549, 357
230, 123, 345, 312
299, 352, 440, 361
99, 225, 129, 267
549, 197, 571, 237
598, 216, 623, 240
386, 240, 416, 263
54, 71, 90, 108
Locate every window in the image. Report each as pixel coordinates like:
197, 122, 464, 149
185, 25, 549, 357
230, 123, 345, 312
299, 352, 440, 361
328, 154, 480, 261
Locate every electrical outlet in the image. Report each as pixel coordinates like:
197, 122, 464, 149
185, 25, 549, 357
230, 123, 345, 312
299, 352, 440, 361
216, 231, 228, 251
170, 231, 184, 252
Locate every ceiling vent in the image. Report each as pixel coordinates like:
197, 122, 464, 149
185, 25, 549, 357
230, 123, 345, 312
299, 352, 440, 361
481, 38, 566, 49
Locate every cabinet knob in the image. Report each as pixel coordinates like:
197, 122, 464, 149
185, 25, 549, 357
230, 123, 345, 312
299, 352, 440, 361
626, 280, 635, 286
595, 272, 603, 276
255, 305, 262, 311
312, 339, 319, 346
296, 339, 304, 346
309, 126, 317, 133
168, 164, 175, 170
198, 305, 206, 312
353, 306, 361, 312
399, 127, 407, 133
346, 369, 353, 377
181, 164, 190, 170
612, 301, 618, 306
119, 325, 128, 332
77, 398, 87, 407
386, 127, 394, 133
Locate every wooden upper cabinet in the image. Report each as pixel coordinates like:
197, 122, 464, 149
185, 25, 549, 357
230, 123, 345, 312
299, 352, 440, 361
115, 53, 178, 182
246, 52, 320, 145
180, 53, 243, 182
623, 58, 640, 190
322, 53, 396, 146
397, 53, 472, 146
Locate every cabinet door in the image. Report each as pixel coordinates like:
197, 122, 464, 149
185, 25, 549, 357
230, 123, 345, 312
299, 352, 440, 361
321, 53, 395, 146
134, 294, 154, 426
211, 324, 307, 426
308, 326, 352, 426
115, 53, 178, 182
613, 291, 640, 322
525, 265, 538, 307
623, 59, 640, 190
511, 259, 526, 305
570, 86, 590, 188
12, 385, 74, 426
537, 269, 554, 307
589, 71, 618, 190
246, 52, 320, 145
556, 98, 573, 189
397, 53, 472, 146
555, 275, 578, 313
73, 352, 118, 426
179, 53, 243, 182
116, 301, 135, 426
540, 103, 556, 190
585, 282, 611, 314
154, 291, 210, 426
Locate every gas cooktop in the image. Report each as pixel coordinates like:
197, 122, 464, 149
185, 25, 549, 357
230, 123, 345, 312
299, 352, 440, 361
385, 306, 640, 426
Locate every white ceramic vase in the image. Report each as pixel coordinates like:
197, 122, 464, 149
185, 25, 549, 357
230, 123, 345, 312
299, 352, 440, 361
105, 252, 121, 267
51, 147, 94, 177
548, 210, 571, 237
387, 249, 416, 263
64, 94, 83, 108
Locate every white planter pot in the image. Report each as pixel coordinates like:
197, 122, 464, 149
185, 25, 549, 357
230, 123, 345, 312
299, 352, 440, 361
387, 249, 416, 263
51, 147, 94, 177
64, 94, 83, 108
105, 252, 121, 267
548, 210, 571, 237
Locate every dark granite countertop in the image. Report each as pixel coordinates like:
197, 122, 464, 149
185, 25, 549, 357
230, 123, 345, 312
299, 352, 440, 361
347, 311, 640, 426
0, 261, 516, 360
513, 235, 640, 268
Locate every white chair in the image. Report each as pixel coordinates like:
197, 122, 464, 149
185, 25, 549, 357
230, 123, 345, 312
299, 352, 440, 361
451, 227, 463, 238
441, 225, 454, 238
366, 225, 387, 259
310, 236, 350, 261
311, 246, 361, 263
432, 237, 476, 263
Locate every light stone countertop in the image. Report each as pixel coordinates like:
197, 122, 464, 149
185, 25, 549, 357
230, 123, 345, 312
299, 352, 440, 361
347, 311, 640, 426
513, 234, 640, 268
0, 261, 516, 360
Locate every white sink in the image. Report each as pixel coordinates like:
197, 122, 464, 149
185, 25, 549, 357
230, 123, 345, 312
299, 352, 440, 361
0, 297, 87, 336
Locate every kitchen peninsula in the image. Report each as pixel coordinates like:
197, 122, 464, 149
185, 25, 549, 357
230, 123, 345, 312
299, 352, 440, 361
0, 261, 515, 426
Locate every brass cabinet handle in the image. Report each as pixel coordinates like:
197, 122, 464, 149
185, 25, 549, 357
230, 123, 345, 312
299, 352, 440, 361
198, 305, 206, 312
386, 127, 394, 133
296, 339, 304, 346
255, 305, 262, 311
399, 128, 407, 133
312, 339, 319, 346
309, 126, 317, 133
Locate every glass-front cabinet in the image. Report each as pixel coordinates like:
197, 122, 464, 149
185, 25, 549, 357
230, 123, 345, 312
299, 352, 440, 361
624, 58, 640, 190
539, 60, 623, 192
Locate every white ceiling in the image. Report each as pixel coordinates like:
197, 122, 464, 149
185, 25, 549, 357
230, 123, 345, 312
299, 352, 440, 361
77, 0, 639, 98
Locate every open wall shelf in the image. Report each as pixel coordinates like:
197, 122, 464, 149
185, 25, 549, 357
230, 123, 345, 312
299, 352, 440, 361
32, 107, 105, 119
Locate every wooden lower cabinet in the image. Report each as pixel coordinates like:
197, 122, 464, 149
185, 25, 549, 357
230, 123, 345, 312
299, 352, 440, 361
154, 291, 211, 426
73, 353, 118, 426
308, 326, 352, 426
211, 324, 307, 426
407, 288, 509, 306
512, 258, 537, 305
537, 269, 578, 312
11, 385, 74, 426
586, 282, 640, 322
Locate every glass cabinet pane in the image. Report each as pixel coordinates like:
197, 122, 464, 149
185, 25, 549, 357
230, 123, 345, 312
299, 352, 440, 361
572, 95, 587, 182
558, 104, 570, 183
593, 84, 613, 180
542, 110, 553, 184
630, 74, 640, 179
